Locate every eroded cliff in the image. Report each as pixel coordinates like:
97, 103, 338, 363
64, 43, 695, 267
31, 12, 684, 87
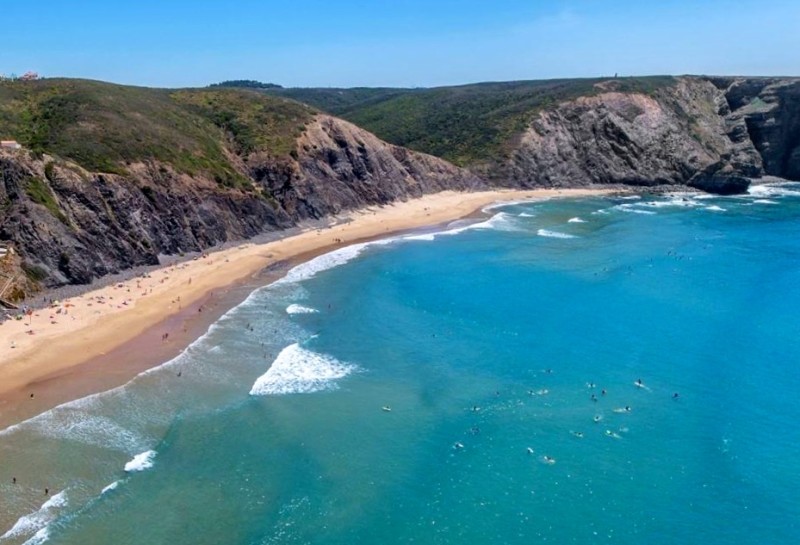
0, 115, 482, 295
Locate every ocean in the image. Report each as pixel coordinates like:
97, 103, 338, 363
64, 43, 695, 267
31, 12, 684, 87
1, 184, 799, 544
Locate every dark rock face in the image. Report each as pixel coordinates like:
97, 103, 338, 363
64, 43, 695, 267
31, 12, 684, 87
719, 79, 800, 180
504, 78, 765, 190
0, 116, 483, 291
687, 173, 750, 195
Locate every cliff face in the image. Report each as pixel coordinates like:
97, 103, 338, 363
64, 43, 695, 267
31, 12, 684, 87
2, 76, 800, 296
712, 77, 800, 180
504, 78, 763, 192
0, 115, 482, 293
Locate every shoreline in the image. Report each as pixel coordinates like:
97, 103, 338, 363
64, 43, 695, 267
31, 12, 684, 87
0, 188, 615, 429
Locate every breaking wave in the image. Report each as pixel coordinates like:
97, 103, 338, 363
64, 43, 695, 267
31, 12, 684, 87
249, 343, 358, 396
537, 229, 577, 239
124, 450, 156, 472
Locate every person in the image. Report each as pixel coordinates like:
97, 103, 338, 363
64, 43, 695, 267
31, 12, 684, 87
12, 477, 16, 484
45, 488, 49, 495
673, 392, 680, 399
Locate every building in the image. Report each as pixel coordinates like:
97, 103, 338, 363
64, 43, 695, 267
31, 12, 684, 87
1, 140, 22, 149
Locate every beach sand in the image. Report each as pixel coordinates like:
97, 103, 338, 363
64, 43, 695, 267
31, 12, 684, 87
0, 188, 612, 427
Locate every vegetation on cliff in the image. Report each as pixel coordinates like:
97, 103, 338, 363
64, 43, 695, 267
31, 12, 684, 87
0, 79, 314, 185
269, 77, 677, 168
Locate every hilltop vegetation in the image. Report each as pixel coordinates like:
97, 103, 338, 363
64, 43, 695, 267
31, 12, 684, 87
269, 77, 677, 168
208, 80, 283, 90
0, 79, 313, 184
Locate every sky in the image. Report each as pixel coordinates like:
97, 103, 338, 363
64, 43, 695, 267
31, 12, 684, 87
1, 0, 798, 88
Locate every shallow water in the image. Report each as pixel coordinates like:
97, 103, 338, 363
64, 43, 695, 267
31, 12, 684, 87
1, 184, 799, 544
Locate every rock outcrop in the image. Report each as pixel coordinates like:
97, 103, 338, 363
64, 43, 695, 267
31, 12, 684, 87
505, 78, 765, 191
0, 115, 482, 292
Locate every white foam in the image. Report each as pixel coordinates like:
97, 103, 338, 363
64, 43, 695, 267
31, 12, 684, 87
519, 212, 535, 217
753, 198, 778, 204
249, 343, 357, 396
1, 490, 66, 542
614, 204, 657, 215
705, 205, 726, 212
286, 304, 319, 315
748, 183, 800, 198
101, 481, 120, 494
567, 217, 586, 223
275, 243, 372, 285
402, 233, 436, 241
537, 229, 577, 239
124, 450, 156, 472
23, 526, 50, 545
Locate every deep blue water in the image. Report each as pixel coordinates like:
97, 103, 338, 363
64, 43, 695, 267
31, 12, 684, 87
1, 184, 799, 544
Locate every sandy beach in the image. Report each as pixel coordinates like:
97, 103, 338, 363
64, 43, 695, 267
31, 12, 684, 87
0, 188, 612, 428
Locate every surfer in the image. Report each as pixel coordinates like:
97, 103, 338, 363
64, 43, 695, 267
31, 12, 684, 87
526, 447, 534, 454
381, 406, 392, 412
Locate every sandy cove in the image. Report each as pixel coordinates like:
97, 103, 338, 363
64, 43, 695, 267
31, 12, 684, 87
0, 188, 612, 427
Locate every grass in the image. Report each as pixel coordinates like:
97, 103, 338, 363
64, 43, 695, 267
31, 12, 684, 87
24, 176, 69, 225
269, 76, 677, 168
0, 79, 315, 186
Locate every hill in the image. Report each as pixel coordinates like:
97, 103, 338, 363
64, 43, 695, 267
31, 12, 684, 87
268, 77, 677, 168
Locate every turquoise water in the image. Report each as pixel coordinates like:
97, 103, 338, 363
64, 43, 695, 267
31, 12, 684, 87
2, 185, 800, 544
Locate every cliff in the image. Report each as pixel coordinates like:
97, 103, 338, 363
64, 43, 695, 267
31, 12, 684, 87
3, 75, 800, 296
0, 114, 482, 295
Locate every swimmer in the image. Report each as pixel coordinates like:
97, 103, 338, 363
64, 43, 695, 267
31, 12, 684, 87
542, 455, 556, 465
453, 442, 464, 450
570, 431, 584, 438
591, 394, 597, 402
593, 415, 603, 423
673, 392, 680, 399
526, 447, 535, 455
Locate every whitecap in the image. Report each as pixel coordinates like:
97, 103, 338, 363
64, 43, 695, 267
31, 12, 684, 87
567, 217, 586, 223
748, 183, 800, 198
124, 450, 156, 472
1, 490, 67, 542
518, 212, 535, 218
23, 526, 50, 545
101, 481, 120, 494
249, 343, 357, 396
286, 304, 319, 315
614, 204, 657, 215
537, 229, 577, 239
753, 199, 778, 204
705, 205, 726, 212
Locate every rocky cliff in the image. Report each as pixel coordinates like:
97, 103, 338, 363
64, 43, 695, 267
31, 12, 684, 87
0, 114, 482, 295
2, 75, 800, 297
502, 77, 781, 193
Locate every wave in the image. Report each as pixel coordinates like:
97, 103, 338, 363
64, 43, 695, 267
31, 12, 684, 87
537, 229, 577, 239
614, 204, 657, 215
101, 481, 120, 494
249, 343, 357, 396
1, 490, 67, 543
286, 304, 319, 315
124, 450, 156, 472
748, 182, 800, 198
752, 199, 778, 204
705, 205, 726, 212
518, 212, 535, 218
567, 217, 586, 223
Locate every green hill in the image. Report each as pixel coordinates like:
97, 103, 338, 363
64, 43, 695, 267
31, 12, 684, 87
0, 79, 315, 185
268, 77, 677, 168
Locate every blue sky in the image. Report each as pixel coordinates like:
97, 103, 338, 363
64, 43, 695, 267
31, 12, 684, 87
1, 1, 798, 88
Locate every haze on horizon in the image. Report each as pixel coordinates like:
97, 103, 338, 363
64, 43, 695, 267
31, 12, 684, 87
1, 0, 798, 89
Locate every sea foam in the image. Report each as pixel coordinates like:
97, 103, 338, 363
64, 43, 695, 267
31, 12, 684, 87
537, 229, 577, 239
567, 217, 586, 223
286, 304, 319, 315
249, 343, 357, 396
124, 450, 156, 472
1, 490, 66, 542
